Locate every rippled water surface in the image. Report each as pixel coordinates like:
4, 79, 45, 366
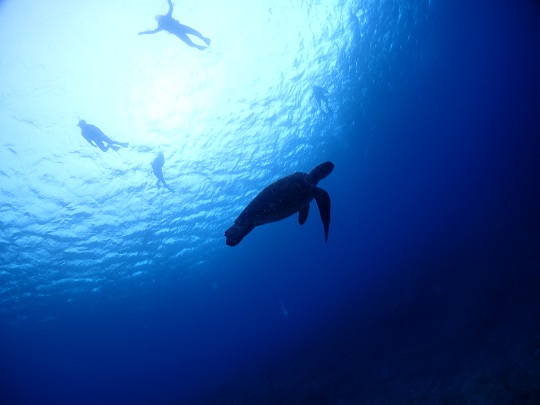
0, 0, 425, 314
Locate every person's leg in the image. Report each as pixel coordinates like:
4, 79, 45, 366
175, 32, 206, 50
180, 24, 203, 38
109, 140, 129, 148
99, 133, 127, 148
178, 25, 210, 48
92, 140, 108, 151
162, 179, 173, 192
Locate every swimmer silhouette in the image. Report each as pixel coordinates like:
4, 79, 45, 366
312, 85, 333, 115
77, 120, 129, 152
138, 0, 211, 51
151, 152, 174, 191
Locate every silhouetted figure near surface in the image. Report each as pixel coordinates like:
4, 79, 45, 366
138, 0, 211, 51
349, 10, 361, 41
151, 152, 174, 191
312, 85, 333, 115
77, 120, 129, 152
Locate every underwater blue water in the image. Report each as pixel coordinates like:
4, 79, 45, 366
1, 0, 540, 403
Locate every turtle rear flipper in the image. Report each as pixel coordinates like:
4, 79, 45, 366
314, 187, 331, 242
298, 205, 310, 225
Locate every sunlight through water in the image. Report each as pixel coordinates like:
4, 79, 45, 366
0, 0, 421, 317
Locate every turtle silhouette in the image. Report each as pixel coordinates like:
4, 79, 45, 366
225, 161, 334, 246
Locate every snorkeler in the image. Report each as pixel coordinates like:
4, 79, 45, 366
151, 152, 174, 192
312, 85, 333, 115
77, 120, 129, 152
138, 0, 211, 51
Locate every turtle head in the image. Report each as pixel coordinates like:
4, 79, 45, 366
225, 224, 253, 247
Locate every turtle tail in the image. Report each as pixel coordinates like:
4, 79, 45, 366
309, 161, 334, 186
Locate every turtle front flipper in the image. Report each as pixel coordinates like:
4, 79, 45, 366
309, 161, 334, 186
298, 205, 310, 225
314, 187, 331, 242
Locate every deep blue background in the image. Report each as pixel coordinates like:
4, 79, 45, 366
2, 0, 540, 403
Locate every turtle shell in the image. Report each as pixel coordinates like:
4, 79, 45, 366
236, 172, 312, 226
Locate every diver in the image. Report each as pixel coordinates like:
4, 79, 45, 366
312, 85, 333, 115
138, 0, 211, 51
77, 120, 129, 152
151, 152, 174, 192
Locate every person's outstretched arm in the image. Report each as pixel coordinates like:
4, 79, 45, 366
166, 0, 174, 17
138, 27, 161, 35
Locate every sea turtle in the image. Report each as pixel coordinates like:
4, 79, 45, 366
225, 161, 335, 246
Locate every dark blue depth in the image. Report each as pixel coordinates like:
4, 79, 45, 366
1, 0, 540, 404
